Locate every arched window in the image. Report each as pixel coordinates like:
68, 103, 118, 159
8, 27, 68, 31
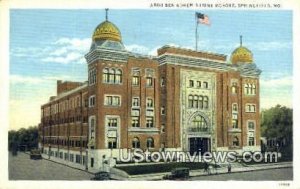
199, 95, 203, 109
245, 84, 249, 94
146, 137, 154, 148
252, 84, 256, 95
109, 68, 116, 83
193, 95, 199, 108
203, 81, 208, 88
115, 69, 122, 84
103, 68, 109, 83
232, 86, 237, 94
231, 83, 237, 94
191, 115, 207, 132
233, 136, 239, 146
188, 95, 193, 108
204, 96, 209, 109
132, 137, 140, 148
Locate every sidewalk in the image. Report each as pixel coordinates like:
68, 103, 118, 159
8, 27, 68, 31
111, 161, 293, 180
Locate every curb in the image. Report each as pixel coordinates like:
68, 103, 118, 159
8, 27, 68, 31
23, 152, 95, 176
189, 164, 293, 178
125, 163, 293, 180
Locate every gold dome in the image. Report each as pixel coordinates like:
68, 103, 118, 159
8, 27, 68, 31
92, 21, 122, 42
230, 36, 253, 64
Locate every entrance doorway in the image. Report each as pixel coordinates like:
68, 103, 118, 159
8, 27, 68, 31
189, 137, 210, 155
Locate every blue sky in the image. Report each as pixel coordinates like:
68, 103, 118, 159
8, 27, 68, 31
9, 9, 293, 130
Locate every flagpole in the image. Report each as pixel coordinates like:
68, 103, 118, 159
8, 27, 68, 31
195, 13, 198, 51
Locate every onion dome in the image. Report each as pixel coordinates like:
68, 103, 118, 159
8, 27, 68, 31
92, 20, 122, 42
231, 36, 253, 64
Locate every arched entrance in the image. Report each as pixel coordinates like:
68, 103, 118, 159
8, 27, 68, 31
187, 113, 211, 155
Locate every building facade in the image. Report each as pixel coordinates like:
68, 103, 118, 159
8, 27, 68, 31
39, 15, 261, 170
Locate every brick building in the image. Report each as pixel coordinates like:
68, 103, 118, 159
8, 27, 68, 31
39, 15, 261, 170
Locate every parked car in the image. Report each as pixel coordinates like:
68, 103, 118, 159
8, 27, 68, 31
163, 167, 190, 180
91, 171, 110, 180
30, 149, 42, 160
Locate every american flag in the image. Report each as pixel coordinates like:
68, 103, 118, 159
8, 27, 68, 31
196, 12, 210, 26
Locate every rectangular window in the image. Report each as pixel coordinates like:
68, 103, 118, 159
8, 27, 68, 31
203, 82, 208, 88
108, 138, 117, 149
112, 96, 120, 106
106, 96, 112, 105
76, 154, 81, 164
146, 117, 154, 128
91, 158, 94, 167
197, 81, 201, 88
146, 98, 153, 108
248, 121, 255, 130
64, 153, 68, 160
246, 104, 256, 113
132, 76, 139, 86
146, 77, 153, 87
248, 137, 255, 146
131, 116, 140, 127
107, 118, 118, 127
89, 69, 96, 85
82, 156, 86, 165
161, 77, 165, 86
89, 96, 95, 107
189, 80, 194, 87
161, 107, 165, 115
69, 154, 74, 162
132, 97, 140, 107
232, 119, 238, 128
105, 95, 121, 106
232, 103, 238, 112
161, 124, 165, 133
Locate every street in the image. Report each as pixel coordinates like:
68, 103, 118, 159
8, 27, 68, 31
9, 152, 94, 180
9, 152, 293, 181
190, 167, 293, 181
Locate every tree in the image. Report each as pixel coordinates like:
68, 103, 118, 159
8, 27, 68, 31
261, 105, 293, 158
8, 126, 39, 151
261, 105, 293, 141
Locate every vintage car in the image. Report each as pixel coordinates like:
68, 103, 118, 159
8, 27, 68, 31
91, 171, 110, 180
30, 149, 42, 160
163, 167, 190, 180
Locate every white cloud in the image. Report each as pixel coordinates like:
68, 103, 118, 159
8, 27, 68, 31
125, 43, 197, 56
42, 51, 83, 64
42, 37, 91, 64
10, 74, 73, 85
260, 76, 293, 88
11, 37, 91, 65
250, 41, 292, 51
10, 75, 44, 84
260, 76, 293, 109
54, 37, 91, 52
125, 44, 150, 55
125, 44, 161, 56
50, 47, 68, 56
